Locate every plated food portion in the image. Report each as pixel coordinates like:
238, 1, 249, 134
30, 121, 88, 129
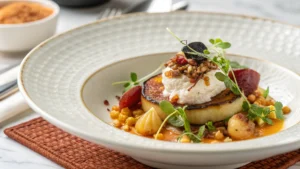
109, 29, 291, 144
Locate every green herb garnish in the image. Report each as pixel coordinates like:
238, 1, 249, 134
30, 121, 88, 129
159, 101, 184, 127
177, 132, 202, 143
112, 64, 163, 92
263, 87, 269, 98
159, 100, 175, 114
158, 100, 205, 142
215, 72, 240, 95
209, 38, 231, 49
230, 61, 248, 69
197, 125, 206, 138
245, 103, 273, 125
274, 101, 284, 120
205, 121, 216, 131
158, 101, 190, 130
122, 72, 139, 92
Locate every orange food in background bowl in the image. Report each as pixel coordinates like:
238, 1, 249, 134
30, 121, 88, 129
0, 2, 53, 24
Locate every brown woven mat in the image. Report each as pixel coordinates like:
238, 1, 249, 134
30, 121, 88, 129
4, 117, 300, 169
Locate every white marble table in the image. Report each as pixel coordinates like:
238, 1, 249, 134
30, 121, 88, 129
1, 0, 300, 168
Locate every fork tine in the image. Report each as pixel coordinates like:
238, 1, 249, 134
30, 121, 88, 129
108, 8, 117, 18
115, 8, 123, 16
98, 8, 111, 20
97, 8, 123, 20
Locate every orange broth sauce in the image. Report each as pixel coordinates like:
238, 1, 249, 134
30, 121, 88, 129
129, 120, 284, 143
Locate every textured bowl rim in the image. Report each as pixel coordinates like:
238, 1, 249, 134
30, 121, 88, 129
18, 11, 300, 153
0, 0, 60, 28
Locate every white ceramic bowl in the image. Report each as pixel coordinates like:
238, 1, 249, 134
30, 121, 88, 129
0, 0, 59, 52
19, 12, 300, 169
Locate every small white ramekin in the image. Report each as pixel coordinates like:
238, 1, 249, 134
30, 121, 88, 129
0, 0, 60, 52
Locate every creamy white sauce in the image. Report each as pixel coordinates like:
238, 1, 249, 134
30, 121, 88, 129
162, 67, 226, 104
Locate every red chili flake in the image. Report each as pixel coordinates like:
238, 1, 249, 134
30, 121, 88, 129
104, 100, 109, 106
176, 55, 188, 65
115, 95, 120, 101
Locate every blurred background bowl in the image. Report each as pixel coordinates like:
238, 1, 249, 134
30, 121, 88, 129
0, 0, 59, 52
52, 0, 108, 7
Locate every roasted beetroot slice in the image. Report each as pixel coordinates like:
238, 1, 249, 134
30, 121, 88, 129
229, 69, 260, 96
119, 86, 142, 109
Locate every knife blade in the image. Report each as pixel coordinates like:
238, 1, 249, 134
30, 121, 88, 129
0, 65, 20, 100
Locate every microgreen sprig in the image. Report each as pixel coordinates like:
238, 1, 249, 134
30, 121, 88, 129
177, 132, 202, 143
274, 101, 284, 120
159, 101, 190, 130
244, 102, 273, 124
205, 121, 216, 132
112, 72, 139, 92
263, 87, 270, 98
197, 125, 206, 139
230, 61, 248, 69
112, 64, 164, 92
156, 100, 206, 142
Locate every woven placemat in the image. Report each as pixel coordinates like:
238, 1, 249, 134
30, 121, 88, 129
4, 117, 300, 169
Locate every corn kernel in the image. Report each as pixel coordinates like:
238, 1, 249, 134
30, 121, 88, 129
122, 125, 130, 132
113, 120, 121, 128
110, 110, 119, 119
133, 109, 144, 117
118, 113, 128, 123
121, 107, 131, 116
125, 117, 136, 126
154, 133, 164, 140
268, 112, 277, 119
180, 135, 191, 143
256, 117, 265, 127
224, 137, 233, 142
112, 105, 120, 111
268, 105, 276, 119
215, 130, 224, 140
282, 106, 291, 114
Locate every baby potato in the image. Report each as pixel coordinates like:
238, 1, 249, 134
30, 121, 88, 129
227, 113, 255, 140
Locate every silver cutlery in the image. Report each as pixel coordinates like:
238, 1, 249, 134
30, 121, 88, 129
98, 8, 123, 19
0, 79, 18, 100
97, 0, 188, 19
0, 65, 20, 100
172, 0, 188, 11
